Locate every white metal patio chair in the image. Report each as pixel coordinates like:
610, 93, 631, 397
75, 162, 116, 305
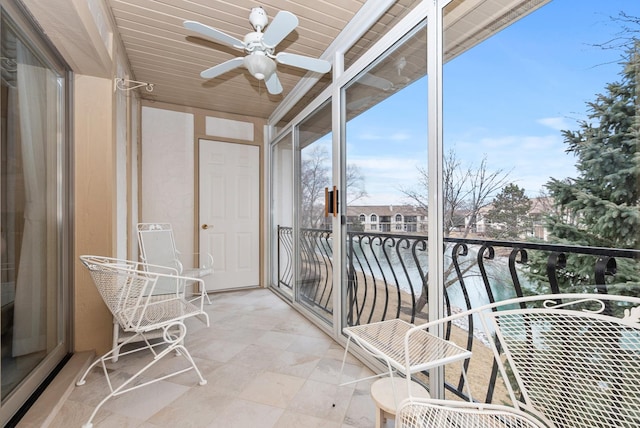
76, 255, 210, 428
395, 397, 545, 428
137, 222, 213, 305
393, 293, 640, 428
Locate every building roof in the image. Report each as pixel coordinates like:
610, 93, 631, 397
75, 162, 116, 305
346, 204, 428, 217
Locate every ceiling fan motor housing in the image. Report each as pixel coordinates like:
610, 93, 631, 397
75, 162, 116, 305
249, 7, 268, 31
243, 32, 273, 55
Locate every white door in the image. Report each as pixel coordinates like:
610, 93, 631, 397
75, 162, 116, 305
199, 139, 260, 291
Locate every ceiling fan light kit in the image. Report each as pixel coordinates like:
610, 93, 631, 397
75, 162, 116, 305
244, 52, 276, 81
184, 6, 331, 95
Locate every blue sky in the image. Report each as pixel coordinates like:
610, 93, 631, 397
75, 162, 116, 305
343, 0, 640, 205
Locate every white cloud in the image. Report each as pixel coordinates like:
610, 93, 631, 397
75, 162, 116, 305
537, 116, 573, 131
347, 155, 425, 204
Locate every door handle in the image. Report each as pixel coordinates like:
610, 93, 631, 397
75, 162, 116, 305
324, 186, 339, 218
201, 224, 212, 230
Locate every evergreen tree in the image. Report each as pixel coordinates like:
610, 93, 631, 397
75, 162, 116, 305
536, 42, 640, 289
486, 183, 532, 239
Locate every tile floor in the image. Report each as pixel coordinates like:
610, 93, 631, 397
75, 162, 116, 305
48, 288, 392, 428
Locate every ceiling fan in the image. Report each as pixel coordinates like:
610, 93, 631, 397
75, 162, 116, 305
184, 7, 332, 95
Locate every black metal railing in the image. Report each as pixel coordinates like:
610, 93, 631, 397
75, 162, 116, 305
276, 225, 334, 314
275, 226, 640, 402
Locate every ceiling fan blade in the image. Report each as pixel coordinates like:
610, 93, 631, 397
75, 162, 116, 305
276, 52, 331, 74
200, 57, 244, 79
184, 20, 244, 49
358, 73, 393, 91
265, 72, 283, 95
262, 11, 298, 48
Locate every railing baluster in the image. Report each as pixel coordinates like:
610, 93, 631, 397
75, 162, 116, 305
547, 252, 566, 295
369, 236, 390, 321
508, 248, 528, 299
477, 244, 497, 304
381, 236, 403, 320
595, 256, 616, 315
412, 239, 428, 323
594, 256, 616, 294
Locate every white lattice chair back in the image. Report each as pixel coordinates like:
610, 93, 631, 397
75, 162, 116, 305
395, 397, 546, 428
484, 294, 640, 428
80, 255, 207, 332
395, 293, 640, 428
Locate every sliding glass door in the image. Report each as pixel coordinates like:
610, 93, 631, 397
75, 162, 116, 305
270, 101, 336, 326
295, 101, 334, 324
271, 131, 294, 297
0, 2, 70, 423
342, 23, 428, 327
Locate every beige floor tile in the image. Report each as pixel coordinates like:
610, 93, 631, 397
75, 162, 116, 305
231, 343, 285, 370
205, 398, 284, 428
342, 387, 377, 428
48, 399, 107, 428
308, 357, 364, 386
238, 371, 305, 408
287, 379, 354, 423
102, 380, 190, 420
43, 289, 382, 428
146, 388, 235, 427
206, 362, 265, 395
205, 325, 268, 345
190, 338, 249, 363
268, 350, 321, 378
275, 411, 342, 428
286, 334, 334, 356
255, 330, 299, 350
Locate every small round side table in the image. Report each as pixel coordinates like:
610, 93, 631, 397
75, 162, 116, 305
370, 377, 430, 428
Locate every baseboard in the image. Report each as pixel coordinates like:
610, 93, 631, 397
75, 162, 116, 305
17, 351, 95, 428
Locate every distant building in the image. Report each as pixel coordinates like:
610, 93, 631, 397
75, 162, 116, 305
346, 205, 428, 233
472, 196, 555, 240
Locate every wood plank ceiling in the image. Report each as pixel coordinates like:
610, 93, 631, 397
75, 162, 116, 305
105, 0, 419, 120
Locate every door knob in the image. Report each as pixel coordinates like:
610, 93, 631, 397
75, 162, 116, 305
201, 224, 212, 230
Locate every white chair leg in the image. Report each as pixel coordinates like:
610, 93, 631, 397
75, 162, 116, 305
111, 321, 120, 363
78, 332, 207, 427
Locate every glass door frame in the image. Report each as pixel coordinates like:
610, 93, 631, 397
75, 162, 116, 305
334, 1, 436, 342
267, 0, 447, 396
0, 0, 72, 423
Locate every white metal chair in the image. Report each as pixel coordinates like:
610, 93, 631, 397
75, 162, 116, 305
76, 255, 210, 428
340, 318, 472, 427
395, 397, 545, 428
393, 293, 640, 428
137, 222, 213, 304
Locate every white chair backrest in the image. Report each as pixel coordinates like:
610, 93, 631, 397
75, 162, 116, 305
80, 254, 206, 331
481, 294, 640, 428
395, 397, 545, 428
80, 255, 158, 330
137, 223, 184, 294
400, 293, 640, 428
137, 223, 180, 270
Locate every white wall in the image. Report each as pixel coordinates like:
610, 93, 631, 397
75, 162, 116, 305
141, 106, 195, 254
